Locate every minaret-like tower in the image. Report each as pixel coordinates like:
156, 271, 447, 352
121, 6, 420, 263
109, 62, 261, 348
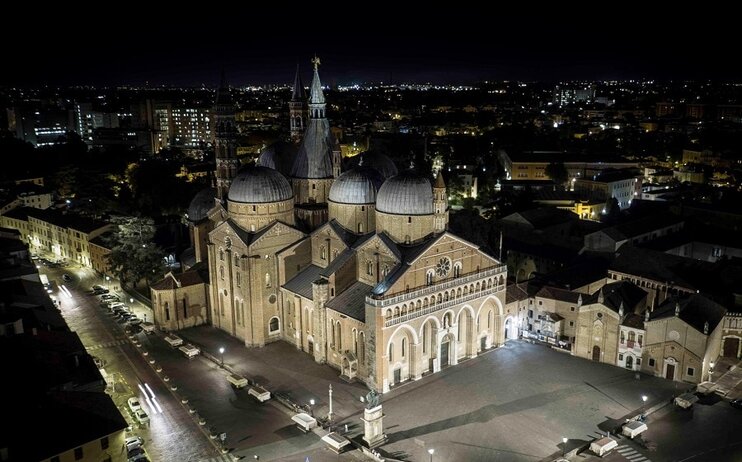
290, 57, 342, 230
213, 71, 240, 201
433, 171, 449, 233
289, 64, 305, 143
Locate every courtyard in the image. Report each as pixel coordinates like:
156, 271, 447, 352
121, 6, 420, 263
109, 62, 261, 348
354, 340, 680, 462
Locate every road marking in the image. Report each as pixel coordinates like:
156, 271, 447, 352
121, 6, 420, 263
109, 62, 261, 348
86, 339, 128, 351
199, 454, 233, 462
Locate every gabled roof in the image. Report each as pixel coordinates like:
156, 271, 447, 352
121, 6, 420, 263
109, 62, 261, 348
283, 264, 324, 300
371, 231, 495, 296
150, 264, 209, 291
320, 248, 355, 278
595, 213, 684, 242
621, 313, 645, 329
584, 280, 648, 313
326, 281, 372, 322
506, 283, 531, 304
649, 294, 726, 334
535, 286, 582, 304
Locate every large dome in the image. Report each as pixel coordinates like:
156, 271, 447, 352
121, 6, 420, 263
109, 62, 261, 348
347, 150, 398, 179
186, 188, 216, 223
329, 166, 385, 204
228, 165, 293, 204
376, 170, 434, 215
256, 141, 298, 177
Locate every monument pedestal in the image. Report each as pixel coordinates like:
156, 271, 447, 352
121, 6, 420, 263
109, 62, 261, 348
361, 404, 387, 448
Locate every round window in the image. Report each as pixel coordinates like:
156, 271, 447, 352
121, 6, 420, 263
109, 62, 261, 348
268, 294, 277, 304
597, 312, 603, 319
435, 257, 452, 277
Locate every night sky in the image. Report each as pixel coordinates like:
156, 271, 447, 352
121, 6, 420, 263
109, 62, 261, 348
6, 9, 739, 86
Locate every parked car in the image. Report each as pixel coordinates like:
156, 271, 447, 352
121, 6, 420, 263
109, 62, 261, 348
124, 435, 144, 449
127, 446, 146, 460
179, 344, 200, 358
134, 408, 149, 424
127, 397, 142, 413
730, 399, 742, 409
164, 334, 184, 347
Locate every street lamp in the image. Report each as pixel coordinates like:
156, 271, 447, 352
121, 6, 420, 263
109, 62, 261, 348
428, 448, 434, 462
642, 395, 648, 404
130, 297, 134, 304
309, 399, 315, 417
105, 276, 110, 288
219, 347, 225, 367
562, 437, 568, 456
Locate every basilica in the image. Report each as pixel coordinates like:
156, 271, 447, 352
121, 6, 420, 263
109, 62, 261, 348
158, 60, 507, 393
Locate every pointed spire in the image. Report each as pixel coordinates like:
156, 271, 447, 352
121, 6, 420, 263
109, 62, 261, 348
577, 294, 583, 307
618, 301, 625, 317
597, 287, 604, 304
434, 171, 446, 188
309, 56, 325, 106
644, 309, 650, 322
215, 69, 232, 105
292, 64, 305, 102
704, 321, 709, 335
675, 302, 680, 316
357, 155, 364, 167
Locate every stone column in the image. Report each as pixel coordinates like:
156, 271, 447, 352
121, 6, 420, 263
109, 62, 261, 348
411, 343, 422, 380
312, 279, 329, 364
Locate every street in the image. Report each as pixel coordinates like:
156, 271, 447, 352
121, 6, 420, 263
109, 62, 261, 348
42, 263, 218, 462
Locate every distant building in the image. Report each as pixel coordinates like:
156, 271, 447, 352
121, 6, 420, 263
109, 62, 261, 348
0, 207, 111, 267
499, 150, 638, 181
553, 84, 595, 106
6, 106, 75, 147
573, 169, 642, 210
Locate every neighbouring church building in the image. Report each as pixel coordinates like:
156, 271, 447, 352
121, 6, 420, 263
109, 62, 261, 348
152, 59, 508, 393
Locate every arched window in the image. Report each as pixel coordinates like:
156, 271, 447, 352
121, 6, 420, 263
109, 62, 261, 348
164, 302, 170, 321
265, 272, 271, 288
320, 246, 327, 260
367, 261, 374, 276
353, 329, 358, 354
305, 307, 310, 333
331, 321, 336, 347
358, 223, 363, 233
219, 249, 224, 261
386, 309, 392, 318
426, 270, 434, 286
628, 331, 636, 343
236, 272, 241, 287
401, 338, 406, 358
360, 332, 366, 362
269, 316, 280, 333
219, 266, 224, 280
394, 307, 400, 316
337, 324, 342, 350
382, 265, 389, 276
388, 342, 394, 361
402, 304, 407, 315
234, 255, 239, 267
488, 311, 492, 329
235, 298, 241, 324
453, 262, 461, 278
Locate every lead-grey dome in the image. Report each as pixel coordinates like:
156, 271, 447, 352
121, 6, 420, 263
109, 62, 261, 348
329, 166, 385, 204
257, 141, 298, 177
347, 150, 398, 179
228, 165, 293, 203
186, 188, 216, 223
376, 170, 434, 215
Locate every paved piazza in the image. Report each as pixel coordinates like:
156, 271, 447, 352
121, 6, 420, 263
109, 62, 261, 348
362, 340, 679, 462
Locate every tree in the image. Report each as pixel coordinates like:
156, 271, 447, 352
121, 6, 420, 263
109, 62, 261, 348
545, 161, 569, 186
106, 216, 166, 289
